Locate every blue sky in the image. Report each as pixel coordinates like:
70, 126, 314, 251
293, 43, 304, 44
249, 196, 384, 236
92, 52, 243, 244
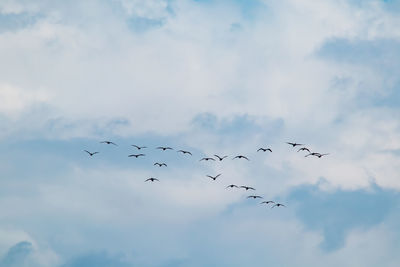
1, 0, 400, 266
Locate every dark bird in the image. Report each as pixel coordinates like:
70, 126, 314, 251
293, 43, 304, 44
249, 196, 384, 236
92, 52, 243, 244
100, 141, 117, 146
132, 145, 147, 150
271, 203, 286, 208
206, 174, 221, 181
297, 147, 310, 153
233, 155, 249, 160
240, 186, 255, 191
145, 178, 159, 182
84, 150, 99, 156
226, 184, 239, 189
178, 150, 192, 155
128, 154, 145, 158
305, 152, 329, 158
247, 195, 263, 199
257, 148, 272, 152
154, 162, 167, 167
260, 201, 275, 205
286, 142, 304, 147
200, 157, 215, 161
157, 147, 173, 151
214, 154, 228, 161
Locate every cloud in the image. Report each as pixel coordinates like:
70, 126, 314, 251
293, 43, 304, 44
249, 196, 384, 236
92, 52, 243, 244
0, 0, 400, 266
288, 181, 400, 251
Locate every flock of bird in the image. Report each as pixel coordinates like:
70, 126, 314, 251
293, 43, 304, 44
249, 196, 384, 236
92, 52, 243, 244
84, 141, 329, 209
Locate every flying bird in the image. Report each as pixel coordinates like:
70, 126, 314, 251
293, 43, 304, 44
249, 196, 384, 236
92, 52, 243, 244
100, 141, 117, 146
206, 174, 221, 181
286, 142, 304, 147
226, 184, 239, 189
214, 154, 228, 161
260, 201, 275, 205
200, 157, 215, 161
154, 162, 167, 167
257, 148, 272, 152
128, 154, 145, 158
240, 186, 255, 191
145, 178, 159, 182
297, 147, 310, 153
247, 195, 263, 199
84, 150, 99, 156
178, 150, 192, 155
305, 152, 329, 158
233, 155, 249, 160
132, 145, 147, 150
157, 147, 173, 151
271, 203, 286, 208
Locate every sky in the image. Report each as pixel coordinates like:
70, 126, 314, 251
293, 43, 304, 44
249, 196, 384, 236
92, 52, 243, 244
0, 0, 400, 266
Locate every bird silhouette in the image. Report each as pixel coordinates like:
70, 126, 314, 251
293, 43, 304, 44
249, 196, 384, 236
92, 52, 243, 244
132, 145, 147, 150
226, 184, 239, 189
200, 157, 215, 161
178, 150, 192, 155
100, 141, 117, 146
240, 186, 255, 191
271, 203, 286, 208
260, 201, 275, 205
297, 147, 310, 153
145, 178, 159, 182
157, 147, 173, 151
214, 155, 228, 161
247, 195, 263, 199
233, 155, 249, 160
206, 174, 221, 180
286, 142, 304, 147
128, 154, 145, 158
257, 148, 272, 152
84, 150, 99, 156
154, 162, 167, 167
305, 152, 329, 158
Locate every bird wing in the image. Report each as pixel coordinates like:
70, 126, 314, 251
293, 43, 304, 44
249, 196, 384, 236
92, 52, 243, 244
84, 150, 91, 154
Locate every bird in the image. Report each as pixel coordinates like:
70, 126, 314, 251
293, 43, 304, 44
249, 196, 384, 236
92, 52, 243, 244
84, 150, 99, 156
214, 155, 228, 161
297, 147, 310, 153
157, 147, 173, 151
100, 141, 117, 146
226, 184, 239, 189
128, 154, 145, 158
305, 152, 329, 158
132, 145, 147, 150
145, 178, 159, 182
240, 186, 255, 191
154, 162, 167, 167
178, 150, 192, 155
233, 155, 249, 160
206, 174, 221, 181
257, 148, 272, 152
271, 203, 286, 208
247, 195, 263, 199
200, 157, 215, 161
260, 201, 275, 205
286, 142, 304, 147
